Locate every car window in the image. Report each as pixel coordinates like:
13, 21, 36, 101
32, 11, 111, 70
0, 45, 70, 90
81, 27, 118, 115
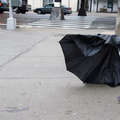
45, 4, 53, 8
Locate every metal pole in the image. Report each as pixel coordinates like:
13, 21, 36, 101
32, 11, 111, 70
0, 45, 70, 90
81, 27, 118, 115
96, 0, 99, 12
77, 0, 80, 12
7, 0, 16, 29
9, 0, 13, 18
90, 0, 92, 12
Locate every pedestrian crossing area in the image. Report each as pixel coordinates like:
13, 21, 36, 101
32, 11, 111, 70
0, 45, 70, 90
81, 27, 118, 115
28, 16, 98, 29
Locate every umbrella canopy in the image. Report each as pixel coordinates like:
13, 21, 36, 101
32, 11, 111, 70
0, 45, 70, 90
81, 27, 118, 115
59, 34, 120, 87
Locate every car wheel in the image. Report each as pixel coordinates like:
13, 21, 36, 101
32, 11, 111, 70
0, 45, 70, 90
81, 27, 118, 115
16, 9, 21, 14
37, 10, 42, 14
0, 10, 4, 14
21, 11, 26, 14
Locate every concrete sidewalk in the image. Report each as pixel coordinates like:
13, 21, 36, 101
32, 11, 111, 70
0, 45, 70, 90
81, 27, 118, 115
0, 17, 119, 120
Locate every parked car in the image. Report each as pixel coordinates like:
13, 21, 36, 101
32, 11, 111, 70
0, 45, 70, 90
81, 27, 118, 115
0, 0, 9, 13
33, 3, 72, 15
0, 0, 31, 14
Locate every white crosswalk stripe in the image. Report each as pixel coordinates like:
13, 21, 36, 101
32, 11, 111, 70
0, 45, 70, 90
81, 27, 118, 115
28, 17, 97, 29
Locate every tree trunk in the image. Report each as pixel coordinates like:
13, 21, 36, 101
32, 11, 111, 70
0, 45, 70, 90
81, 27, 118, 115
78, 0, 87, 16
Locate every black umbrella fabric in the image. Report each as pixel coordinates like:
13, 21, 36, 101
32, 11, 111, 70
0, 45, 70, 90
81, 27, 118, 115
59, 34, 120, 87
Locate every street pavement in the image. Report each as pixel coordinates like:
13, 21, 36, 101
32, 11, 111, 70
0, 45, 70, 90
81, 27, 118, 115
28, 14, 98, 29
27, 12, 116, 30
0, 12, 120, 120
0, 11, 117, 30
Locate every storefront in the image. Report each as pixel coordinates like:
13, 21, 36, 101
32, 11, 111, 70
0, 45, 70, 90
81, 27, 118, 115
88, 0, 118, 12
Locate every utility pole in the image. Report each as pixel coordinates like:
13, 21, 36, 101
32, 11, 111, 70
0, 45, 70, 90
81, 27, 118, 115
78, 0, 87, 16
7, 0, 16, 29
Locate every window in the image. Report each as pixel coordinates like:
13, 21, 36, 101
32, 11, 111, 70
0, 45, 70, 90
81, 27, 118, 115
45, 4, 53, 8
43, 0, 53, 6
107, 0, 114, 8
108, 2, 113, 8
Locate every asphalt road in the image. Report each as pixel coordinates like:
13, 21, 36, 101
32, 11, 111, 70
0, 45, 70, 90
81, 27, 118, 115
0, 12, 49, 24
90, 17, 116, 30
0, 11, 117, 30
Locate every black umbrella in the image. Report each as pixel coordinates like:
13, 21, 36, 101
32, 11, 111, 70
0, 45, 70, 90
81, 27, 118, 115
59, 34, 120, 87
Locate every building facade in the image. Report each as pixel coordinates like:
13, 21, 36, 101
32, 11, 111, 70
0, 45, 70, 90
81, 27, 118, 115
28, 0, 120, 12
89, 0, 119, 12
28, 0, 78, 11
